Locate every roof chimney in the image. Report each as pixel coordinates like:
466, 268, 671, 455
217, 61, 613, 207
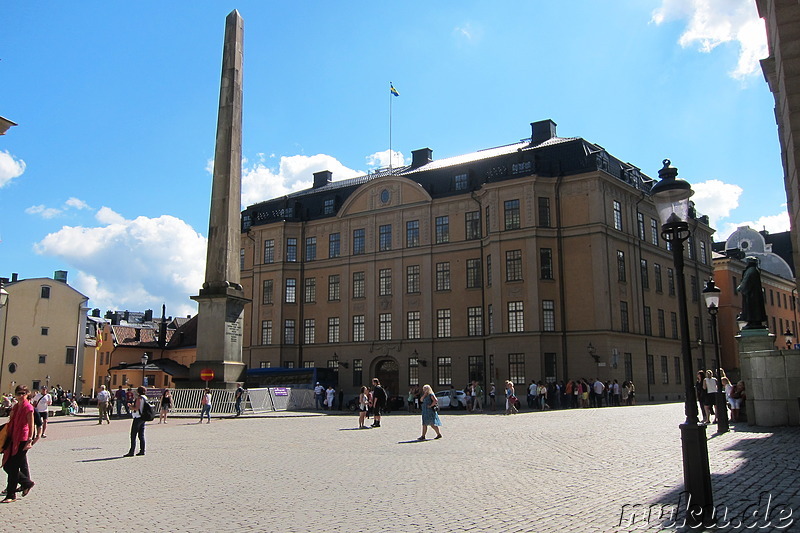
54, 270, 68, 283
530, 120, 557, 144
313, 170, 333, 189
11, 273, 18, 282
411, 148, 433, 168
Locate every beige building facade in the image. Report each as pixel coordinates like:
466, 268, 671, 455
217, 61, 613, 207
0, 272, 89, 395
240, 120, 715, 402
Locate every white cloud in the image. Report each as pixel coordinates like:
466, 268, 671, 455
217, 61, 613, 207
33, 212, 206, 317
365, 149, 407, 169
241, 153, 362, 207
691, 179, 743, 230
25, 204, 62, 219
0, 150, 26, 188
652, 0, 768, 79
715, 211, 790, 241
65, 197, 90, 210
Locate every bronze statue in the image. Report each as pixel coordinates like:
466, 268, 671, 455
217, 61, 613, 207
737, 256, 767, 329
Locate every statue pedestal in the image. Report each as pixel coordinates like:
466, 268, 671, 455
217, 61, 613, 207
738, 329, 800, 426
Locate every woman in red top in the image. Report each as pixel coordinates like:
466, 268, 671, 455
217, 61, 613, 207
2, 385, 35, 503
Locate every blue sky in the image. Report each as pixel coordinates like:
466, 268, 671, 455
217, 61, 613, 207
0, 0, 787, 317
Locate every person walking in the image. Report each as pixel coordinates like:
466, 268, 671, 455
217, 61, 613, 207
417, 384, 442, 441
114, 385, 127, 417
2, 385, 36, 503
314, 382, 325, 410
234, 383, 245, 416
326, 385, 336, 411
31, 386, 52, 438
199, 388, 212, 424
96, 385, 111, 424
159, 389, 172, 424
358, 386, 370, 429
505, 381, 518, 415
488, 383, 496, 411
123, 386, 147, 457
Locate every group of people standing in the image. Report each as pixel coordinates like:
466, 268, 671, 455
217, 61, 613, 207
356, 378, 388, 429
695, 369, 746, 424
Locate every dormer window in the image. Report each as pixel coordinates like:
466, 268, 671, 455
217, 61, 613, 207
454, 173, 468, 191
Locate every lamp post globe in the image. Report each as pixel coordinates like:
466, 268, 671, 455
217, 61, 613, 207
702, 278, 728, 433
650, 159, 713, 523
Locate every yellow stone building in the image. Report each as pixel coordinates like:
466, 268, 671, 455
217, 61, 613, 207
239, 120, 715, 402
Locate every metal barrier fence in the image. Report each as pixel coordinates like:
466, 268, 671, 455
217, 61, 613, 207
151, 388, 306, 415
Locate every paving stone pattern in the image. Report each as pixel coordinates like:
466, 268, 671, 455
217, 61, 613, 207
2, 403, 798, 532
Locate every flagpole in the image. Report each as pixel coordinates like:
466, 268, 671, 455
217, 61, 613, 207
389, 81, 393, 174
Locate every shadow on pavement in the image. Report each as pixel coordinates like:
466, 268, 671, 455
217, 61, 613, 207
78, 456, 127, 463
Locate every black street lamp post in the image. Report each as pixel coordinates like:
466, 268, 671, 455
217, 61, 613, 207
141, 353, 148, 388
702, 279, 729, 433
650, 159, 713, 523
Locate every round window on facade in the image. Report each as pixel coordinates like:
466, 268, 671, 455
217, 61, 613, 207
8, 362, 17, 374
10, 336, 19, 346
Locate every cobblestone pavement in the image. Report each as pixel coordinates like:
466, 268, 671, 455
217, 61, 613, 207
2, 403, 798, 532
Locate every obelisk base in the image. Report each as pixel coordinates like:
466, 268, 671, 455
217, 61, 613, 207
184, 286, 250, 390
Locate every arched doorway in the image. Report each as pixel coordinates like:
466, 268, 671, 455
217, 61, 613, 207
374, 358, 399, 399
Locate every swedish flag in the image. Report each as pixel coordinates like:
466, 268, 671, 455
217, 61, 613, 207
390, 83, 399, 97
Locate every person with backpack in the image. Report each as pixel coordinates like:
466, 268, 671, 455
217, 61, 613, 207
123, 386, 149, 457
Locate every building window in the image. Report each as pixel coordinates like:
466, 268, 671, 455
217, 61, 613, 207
283, 361, 295, 369
542, 300, 555, 332
620, 301, 629, 333
286, 238, 297, 262
407, 265, 420, 294
438, 356, 452, 386
647, 354, 655, 385
352, 315, 365, 342
506, 250, 523, 281
617, 251, 626, 282
687, 237, 695, 260
466, 211, 481, 240
624, 353, 633, 383
65, 347, 75, 365
654, 264, 663, 293
40, 286, 50, 299
239, 248, 245, 270
323, 198, 335, 214
41, 327, 49, 336
671, 312, 678, 339
468, 306, 483, 336
284, 320, 295, 344
406, 220, 420, 248
650, 219, 659, 246
303, 361, 315, 368
508, 301, 524, 333
437, 309, 451, 338
538, 197, 551, 227
674, 357, 682, 384
353, 359, 363, 387
699, 241, 707, 265
540, 248, 553, 280
509, 353, 525, 384
658, 309, 666, 337
262, 279, 274, 305
690, 275, 699, 302
328, 275, 340, 301
695, 316, 703, 341
613, 200, 623, 231
264, 239, 275, 264
353, 271, 365, 299
668, 268, 675, 296
329, 233, 340, 258
353, 228, 366, 255
328, 317, 340, 343
486, 255, 492, 287
379, 224, 392, 251
259, 361, 271, 369
305, 237, 317, 261
637, 212, 646, 240
466, 258, 482, 288
436, 262, 451, 291
304, 319, 316, 344
469, 355, 485, 383
261, 320, 272, 345
304, 278, 316, 303
379, 268, 392, 296
379, 313, 392, 340
455, 173, 468, 190
285, 278, 296, 303
409, 357, 419, 386
488, 304, 494, 334
661, 356, 669, 384
435, 216, 449, 244
640, 259, 649, 289
407, 311, 421, 340
485, 206, 491, 235
644, 306, 652, 336
504, 199, 521, 230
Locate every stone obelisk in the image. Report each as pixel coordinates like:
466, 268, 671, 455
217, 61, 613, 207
188, 10, 249, 389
